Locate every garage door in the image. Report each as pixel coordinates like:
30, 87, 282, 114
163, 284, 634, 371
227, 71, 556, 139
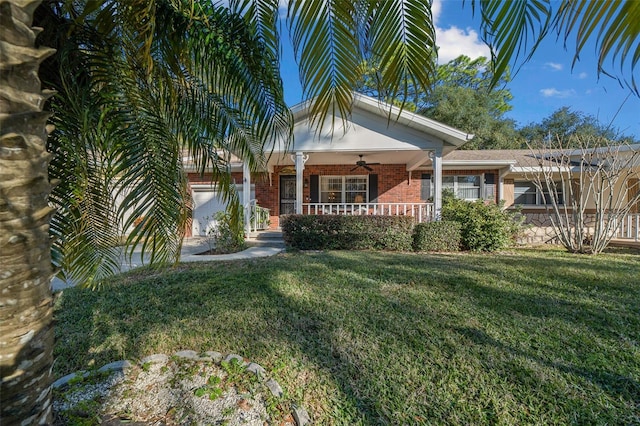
191, 184, 254, 236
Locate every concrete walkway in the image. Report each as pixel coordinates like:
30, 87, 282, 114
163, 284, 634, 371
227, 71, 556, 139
51, 236, 284, 291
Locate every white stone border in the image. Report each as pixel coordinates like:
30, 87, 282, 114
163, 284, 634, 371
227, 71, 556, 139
53, 350, 311, 425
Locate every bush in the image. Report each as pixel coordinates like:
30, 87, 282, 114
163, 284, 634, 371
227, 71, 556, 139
412, 221, 462, 252
210, 211, 245, 254
281, 215, 414, 251
441, 198, 522, 252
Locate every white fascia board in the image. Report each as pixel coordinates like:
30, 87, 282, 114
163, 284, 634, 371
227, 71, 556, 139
442, 160, 517, 167
510, 166, 575, 174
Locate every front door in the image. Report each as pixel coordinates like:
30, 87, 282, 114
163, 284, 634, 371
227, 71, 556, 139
280, 175, 296, 215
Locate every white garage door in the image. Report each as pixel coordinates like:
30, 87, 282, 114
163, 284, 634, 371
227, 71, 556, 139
191, 184, 254, 236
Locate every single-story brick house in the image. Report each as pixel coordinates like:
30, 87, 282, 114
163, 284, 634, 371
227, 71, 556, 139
186, 94, 640, 243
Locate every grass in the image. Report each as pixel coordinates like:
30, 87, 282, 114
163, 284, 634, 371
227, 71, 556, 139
53, 247, 640, 425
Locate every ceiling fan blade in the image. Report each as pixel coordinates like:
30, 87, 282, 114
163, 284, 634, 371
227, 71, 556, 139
351, 165, 360, 171
367, 162, 380, 165
364, 165, 373, 171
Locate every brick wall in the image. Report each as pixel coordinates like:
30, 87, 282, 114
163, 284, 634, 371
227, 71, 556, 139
187, 167, 501, 230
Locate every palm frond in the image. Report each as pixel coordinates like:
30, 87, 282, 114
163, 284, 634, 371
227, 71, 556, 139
40, 0, 291, 284
287, 0, 438, 132
555, 0, 640, 94
288, 0, 361, 131
369, 0, 437, 115
474, 0, 552, 88
47, 51, 125, 285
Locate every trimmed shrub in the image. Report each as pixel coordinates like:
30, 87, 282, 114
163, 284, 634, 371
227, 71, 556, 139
441, 198, 523, 252
412, 221, 462, 252
281, 215, 414, 251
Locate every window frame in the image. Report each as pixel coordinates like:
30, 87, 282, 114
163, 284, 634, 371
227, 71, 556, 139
442, 174, 484, 201
513, 180, 564, 206
319, 175, 368, 203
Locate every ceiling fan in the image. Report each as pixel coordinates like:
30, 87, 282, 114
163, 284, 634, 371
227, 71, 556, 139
351, 155, 380, 172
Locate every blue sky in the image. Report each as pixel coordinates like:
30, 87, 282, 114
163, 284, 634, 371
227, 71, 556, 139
279, 0, 640, 138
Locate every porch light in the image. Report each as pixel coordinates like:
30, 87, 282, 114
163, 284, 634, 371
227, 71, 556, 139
304, 178, 309, 188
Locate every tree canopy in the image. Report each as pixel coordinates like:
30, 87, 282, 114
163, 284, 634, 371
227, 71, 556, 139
417, 56, 522, 150
519, 107, 639, 148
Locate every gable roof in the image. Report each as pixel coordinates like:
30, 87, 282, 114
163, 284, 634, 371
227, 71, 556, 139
290, 94, 473, 150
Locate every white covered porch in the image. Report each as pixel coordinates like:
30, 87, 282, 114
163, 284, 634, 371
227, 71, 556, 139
243, 94, 472, 233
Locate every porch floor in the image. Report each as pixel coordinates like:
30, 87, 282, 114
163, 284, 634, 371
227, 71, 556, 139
608, 238, 640, 250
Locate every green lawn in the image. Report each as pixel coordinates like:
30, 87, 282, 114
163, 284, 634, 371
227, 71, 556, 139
53, 248, 640, 425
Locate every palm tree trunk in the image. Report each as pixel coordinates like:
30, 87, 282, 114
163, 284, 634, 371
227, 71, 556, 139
0, 1, 56, 424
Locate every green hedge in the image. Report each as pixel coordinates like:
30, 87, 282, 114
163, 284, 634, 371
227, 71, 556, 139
281, 215, 415, 251
441, 198, 523, 252
412, 221, 462, 252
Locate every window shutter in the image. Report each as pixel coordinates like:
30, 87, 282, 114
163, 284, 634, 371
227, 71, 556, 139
484, 173, 496, 201
310, 175, 319, 203
368, 174, 378, 202
421, 173, 431, 200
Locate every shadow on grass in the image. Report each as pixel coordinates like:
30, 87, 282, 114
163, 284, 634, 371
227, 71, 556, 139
53, 249, 640, 424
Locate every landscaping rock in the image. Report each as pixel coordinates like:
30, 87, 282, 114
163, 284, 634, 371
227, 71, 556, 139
98, 360, 133, 374
293, 405, 311, 425
52, 371, 87, 389
204, 351, 223, 362
140, 353, 169, 365
174, 350, 199, 360
266, 378, 283, 398
224, 353, 247, 366
246, 362, 266, 380
53, 348, 300, 425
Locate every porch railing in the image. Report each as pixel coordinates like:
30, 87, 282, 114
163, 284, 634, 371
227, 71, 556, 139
249, 200, 270, 232
302, 203, 434, 223
613, 213, 640, 242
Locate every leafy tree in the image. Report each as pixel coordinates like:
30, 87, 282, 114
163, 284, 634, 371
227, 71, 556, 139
419, 56, 522, 149
358, 55, 522, 149
519, 107, 638, 148
3, 0, 640, 423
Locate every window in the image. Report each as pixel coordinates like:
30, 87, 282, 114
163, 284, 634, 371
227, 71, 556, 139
514, 181, 564, 205
443, 175, 482, 200
420, 174, 431, 200
320, 176, 367, 203
423, 173, 495, 201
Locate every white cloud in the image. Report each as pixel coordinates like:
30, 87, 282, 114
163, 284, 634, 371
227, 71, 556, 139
436, 27, 491, 63
432, 0, 490, 64
431, 0, 442, 22
540, 88, 576, 98
578, 72, 588, 79
545, 62, 563, 71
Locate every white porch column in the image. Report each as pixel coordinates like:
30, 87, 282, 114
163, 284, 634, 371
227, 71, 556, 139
294, 152, 308, 214
433, 148, 443, 219
242, 161, 251, 236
